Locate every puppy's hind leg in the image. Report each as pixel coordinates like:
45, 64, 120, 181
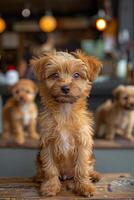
2, 120, 10, 140
33, 152, 44, 183
89, 171, 101, 183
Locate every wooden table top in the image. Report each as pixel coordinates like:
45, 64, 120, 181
0, 173, 134, 199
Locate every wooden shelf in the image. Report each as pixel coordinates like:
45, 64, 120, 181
0, 136, 39, 149
94, 139, 134, 149
0, 136, 134, 149
0, 173, 133, 199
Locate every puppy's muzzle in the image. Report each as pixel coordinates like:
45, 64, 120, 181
130, 103, 134, 109
19, 96, 25, 102
61, 85, 70, 94
19, 96, 24, 101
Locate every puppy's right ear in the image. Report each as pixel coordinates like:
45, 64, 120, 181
31, 55, 48, 81
113, 85, 125, 99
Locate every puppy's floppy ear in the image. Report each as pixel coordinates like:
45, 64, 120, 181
30, 53, 50, 81
113, 85, 125, 99
73, 50, 102, 81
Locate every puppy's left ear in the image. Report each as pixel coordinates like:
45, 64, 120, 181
74, 50, 102, 81
30, 53, 50, 81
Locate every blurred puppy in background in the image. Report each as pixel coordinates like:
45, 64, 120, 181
32, 50, 102, 197
3, 79, 39, 144
96, 85, 134, 140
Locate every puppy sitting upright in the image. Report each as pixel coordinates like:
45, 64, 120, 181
96, 85, 134, 140
32, 51, 102, 197
3, 79, 39, 144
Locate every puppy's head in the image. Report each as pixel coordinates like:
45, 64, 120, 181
31, 51, 102, 104
113, 85, 134, 110
12, 79, 38, 104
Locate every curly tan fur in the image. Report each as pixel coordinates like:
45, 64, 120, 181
96, 85, 134, 140
3, 79, 39, 144
31, 50, 102, 197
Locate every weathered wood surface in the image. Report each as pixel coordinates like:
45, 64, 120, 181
0, 173, 134, 199
0, 136, 134, 149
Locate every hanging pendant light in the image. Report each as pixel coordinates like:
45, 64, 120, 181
39, 11, 57, 32
0, 17, 6, 33
95, 10, 107, 31
21, 3, 31, 18
96, 18, 107, 31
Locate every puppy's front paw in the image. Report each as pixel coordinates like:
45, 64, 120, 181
2, 132, 10, 140
15, 134, 25, 144
30, 132, 40, 140
125, 135, 134, 141
40, 177, 61, 196
74, 180, 96, 197
105, 134, 114, 140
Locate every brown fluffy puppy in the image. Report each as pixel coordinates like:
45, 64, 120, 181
3, 79, 39, 144
31, 50, 102, 197
96, 85, 134, 140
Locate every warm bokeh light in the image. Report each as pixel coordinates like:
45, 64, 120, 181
0, 17, 6, 33
39, 15, 57, 32
96, 18, 107, 31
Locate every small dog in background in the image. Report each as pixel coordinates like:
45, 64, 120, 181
3, 79, 39, 144
96, 85, 134, 141
31, 50, 102, 197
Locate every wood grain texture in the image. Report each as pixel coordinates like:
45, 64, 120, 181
0, 174, 134, 199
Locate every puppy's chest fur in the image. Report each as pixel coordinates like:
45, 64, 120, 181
20, 104, 31, 125
56, 127, 75, 157
53, 105, 76, 157
20, 104, 36, 125
114, 109, 132, 130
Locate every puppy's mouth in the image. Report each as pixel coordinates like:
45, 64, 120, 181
18, 97, 27, 104
52, 95, 80, 104
123, 105, 134, 110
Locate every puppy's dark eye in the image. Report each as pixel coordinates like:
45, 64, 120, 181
123, 95, 128, 100
26, 90, 30, 94
15, 90, 19, 94
50, 73, 59, 79
73, 72, 80, 79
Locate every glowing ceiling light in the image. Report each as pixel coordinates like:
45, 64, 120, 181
96, 18, 107, 31
0, 17, 6, 33
39, 14, 57, 32
22, 8, 31, 18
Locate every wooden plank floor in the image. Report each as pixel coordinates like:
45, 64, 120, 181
0, 173, 134, 199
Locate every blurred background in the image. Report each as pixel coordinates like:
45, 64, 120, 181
0, 0, 134, 107
0, 0, 134, 177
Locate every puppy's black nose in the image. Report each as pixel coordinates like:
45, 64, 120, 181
20, 96, 24, 101
61, 86, 70, 94
130, 103, 134, 108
